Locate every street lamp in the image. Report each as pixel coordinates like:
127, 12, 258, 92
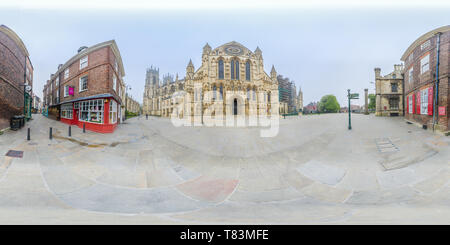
347, 89, 359, 130
124, 84, 131, 121
19, 83, 32, 119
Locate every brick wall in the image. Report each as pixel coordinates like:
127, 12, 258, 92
45, 45, 123, 106
403, 30, 450, 131
0, 29, 27, 130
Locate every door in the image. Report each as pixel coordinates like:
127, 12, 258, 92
233, 99, 238, 115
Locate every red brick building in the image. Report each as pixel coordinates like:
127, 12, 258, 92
43, 40, 126, 133
401, 25, 450, 132
0, 25, 33, 131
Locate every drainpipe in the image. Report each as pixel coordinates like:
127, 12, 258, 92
433, 32, 441, 131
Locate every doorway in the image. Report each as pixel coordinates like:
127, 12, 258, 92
233, 98, 238, 115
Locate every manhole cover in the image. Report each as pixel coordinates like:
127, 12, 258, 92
5, 150, 23, 158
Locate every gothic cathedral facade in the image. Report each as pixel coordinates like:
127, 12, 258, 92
143, 41, 279, 120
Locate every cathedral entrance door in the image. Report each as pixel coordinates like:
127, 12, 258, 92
233, 99, 238, 115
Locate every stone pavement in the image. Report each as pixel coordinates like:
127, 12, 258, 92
0, 113, 449, 224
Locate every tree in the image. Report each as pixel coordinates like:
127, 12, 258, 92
368, 94, 376, 111
318, 94, 340, 113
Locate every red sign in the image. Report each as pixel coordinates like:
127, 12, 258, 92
69, 86, 74, 95
439, 106, 446, 116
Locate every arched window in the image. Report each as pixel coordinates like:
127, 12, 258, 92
213, 84, 217, 100
218, 60, 224, 79
268, 92, 271, 102
236, 60, 239, 80
220, 85, 223, 99
252, 89, 256, 101
230, 60, 235, 80
246, 61, 251, 81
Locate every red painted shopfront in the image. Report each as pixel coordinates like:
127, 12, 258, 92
59, 97, 119, 133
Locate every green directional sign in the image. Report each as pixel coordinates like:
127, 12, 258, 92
349, 93, 359, 99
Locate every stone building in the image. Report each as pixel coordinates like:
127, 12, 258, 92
277, 75, 297, 114
297, 87, 303, 113
0, 25, 33, 131
143, 41, 279, 121
32, 94, 41, 113
125, 96, 141, 114
374, 64, 404, 116
401, 25, 450, 132
304, 102, 318, 114
143, 66, 185, 116
43, 40, 126, 133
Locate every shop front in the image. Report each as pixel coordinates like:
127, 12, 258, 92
60, 97, 119, 133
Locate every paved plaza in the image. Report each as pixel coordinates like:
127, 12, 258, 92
0, 113, 449, 224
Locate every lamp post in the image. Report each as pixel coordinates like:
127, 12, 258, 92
347, 89, 359, 130
348, 89, 351, 130
124, 85, 131, 121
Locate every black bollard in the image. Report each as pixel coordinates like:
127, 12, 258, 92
83, 123, 86, 133
27, 128, 30, 141
49, 127, 52, 140
69, 125, 71, 137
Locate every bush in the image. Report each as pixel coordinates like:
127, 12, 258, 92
318, 95, 340, 113
125, 110, 138, 119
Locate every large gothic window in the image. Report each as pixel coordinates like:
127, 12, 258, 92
235, 60, 239, 80
230, 59, 240, 80
230, 60, 235, 80
218, 60, 224, 79
246, 61, 251, 81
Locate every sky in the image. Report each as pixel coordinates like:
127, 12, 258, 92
1, 0, 449, 107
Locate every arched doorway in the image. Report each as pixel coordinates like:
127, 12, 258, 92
233, 98, 238, 115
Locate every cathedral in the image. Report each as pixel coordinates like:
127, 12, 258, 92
142, 41, 280, 122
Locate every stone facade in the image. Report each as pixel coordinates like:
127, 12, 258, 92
374, 64, 404, 116
277, 75, 298, 113
0, 25, 33, 130
143, 41, 279, 121
125, 96, 141, 114
297, 87, 303, 113
401, 25, 450, 132
43, 40, 126, 133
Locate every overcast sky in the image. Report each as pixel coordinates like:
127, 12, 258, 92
1, 0, 449, 106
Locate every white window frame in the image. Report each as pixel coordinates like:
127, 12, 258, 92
64, 85, 69, 97
79, 76, 88, 92
408, 53, 413, 63
113, 73, 117, 92
78, 99, 104, 124
420, 89, 428, 115
409, 95, 413, 114
109, 99, 117, 124
61, 103, 73, 119
408, 67, 413, 83
80, 56, 88, 69
421, 40, 430, 50
64, 68, 69, 79
420, 54, 430, 74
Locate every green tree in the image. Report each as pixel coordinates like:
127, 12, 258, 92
368, 94, 376, 111
318, 94, 340, 113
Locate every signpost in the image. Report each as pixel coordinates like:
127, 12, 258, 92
347, 89, 359, 130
